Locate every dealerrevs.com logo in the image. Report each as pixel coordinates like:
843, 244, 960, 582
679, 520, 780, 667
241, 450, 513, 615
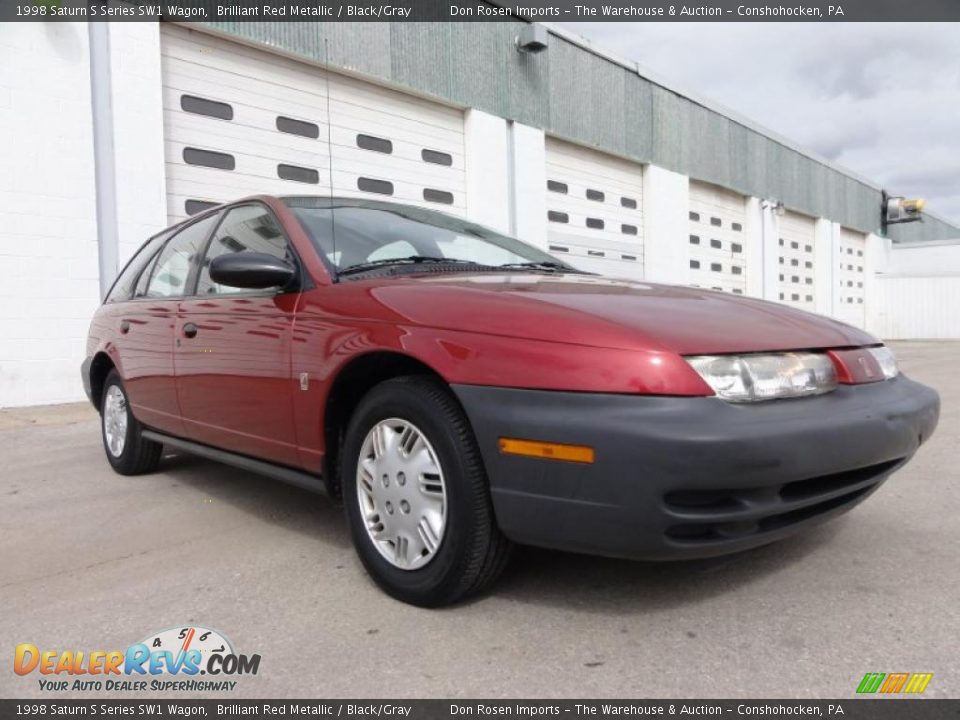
14, 625, 261, 693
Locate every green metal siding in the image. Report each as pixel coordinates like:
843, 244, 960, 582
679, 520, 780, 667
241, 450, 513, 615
889, 214, 960, 243
198, 21, 958, 240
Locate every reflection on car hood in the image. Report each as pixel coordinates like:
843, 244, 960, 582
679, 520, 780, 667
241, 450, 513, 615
334, 272, 877, 355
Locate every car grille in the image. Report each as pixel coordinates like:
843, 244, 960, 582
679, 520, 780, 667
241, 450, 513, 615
663, 458, 905, 544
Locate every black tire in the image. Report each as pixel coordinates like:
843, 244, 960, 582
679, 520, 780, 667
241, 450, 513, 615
341, 376, 511, 607
100, 370, 163, 476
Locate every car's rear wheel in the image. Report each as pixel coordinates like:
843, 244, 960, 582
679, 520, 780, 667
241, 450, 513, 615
341, 376, 511, 606
100, 370, 163, 475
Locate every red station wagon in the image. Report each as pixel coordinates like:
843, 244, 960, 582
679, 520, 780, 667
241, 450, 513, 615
83, 195, 940, 606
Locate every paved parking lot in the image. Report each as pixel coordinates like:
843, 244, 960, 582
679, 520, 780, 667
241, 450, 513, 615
1, 341, 957, 699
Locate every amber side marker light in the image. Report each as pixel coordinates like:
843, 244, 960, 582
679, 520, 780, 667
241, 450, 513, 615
498, 438, 595, 464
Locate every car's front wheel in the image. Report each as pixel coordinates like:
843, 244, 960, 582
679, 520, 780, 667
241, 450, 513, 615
341, 376, 511, 606
100, 370, 163, 475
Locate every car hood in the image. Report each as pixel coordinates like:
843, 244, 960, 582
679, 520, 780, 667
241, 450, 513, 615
337, 272, 877, 355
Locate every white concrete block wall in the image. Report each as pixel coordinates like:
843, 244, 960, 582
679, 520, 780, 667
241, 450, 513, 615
108, 24, 168, 267
867, 236, 960, 339
509, 122, 547, 250
743, 197, 764, 298
0, 23, 100, 407
464, 109, 510, 234
640, 165, 689, 285
760, 203, 781, 302
814, 219, 835, 317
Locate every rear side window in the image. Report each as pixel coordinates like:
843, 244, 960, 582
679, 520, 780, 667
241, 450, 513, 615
105, 232, 171, 303
141, 214, 219, 298
196, 205, 293, 296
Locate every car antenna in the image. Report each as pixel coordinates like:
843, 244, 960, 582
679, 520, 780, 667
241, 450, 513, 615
323, 36, 338, 275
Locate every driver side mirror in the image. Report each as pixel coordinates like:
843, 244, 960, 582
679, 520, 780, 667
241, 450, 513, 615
209, 252, 296, 290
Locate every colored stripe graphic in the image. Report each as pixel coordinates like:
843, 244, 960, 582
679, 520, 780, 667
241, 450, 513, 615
856, 672, 933, 694
879, 672, 909, 693
904, 673, 934, 694
857, 673, 885, 694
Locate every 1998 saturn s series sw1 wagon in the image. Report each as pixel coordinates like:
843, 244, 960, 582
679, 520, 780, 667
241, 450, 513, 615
83, 195, 940, 606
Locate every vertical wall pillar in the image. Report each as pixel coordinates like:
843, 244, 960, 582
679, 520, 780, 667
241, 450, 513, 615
814, 218, 836, 317
509, 122, 547, 249
864, 233, 890, 336
760, 201, 781, 302
641, 164, 689, 285
744, 197, 764, 298
88, 23, 119, 298
464, 109, 510, 234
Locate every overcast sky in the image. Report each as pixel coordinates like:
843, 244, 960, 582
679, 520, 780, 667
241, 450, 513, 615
558, 22, 960, 224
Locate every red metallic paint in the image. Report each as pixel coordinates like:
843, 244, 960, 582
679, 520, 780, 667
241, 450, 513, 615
175, 292, 303, 466
86, 195, 886, 474
88, 299, 184, 436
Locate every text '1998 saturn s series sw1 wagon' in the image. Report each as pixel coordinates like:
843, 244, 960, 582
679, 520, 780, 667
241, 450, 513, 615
83, 196, 940, 606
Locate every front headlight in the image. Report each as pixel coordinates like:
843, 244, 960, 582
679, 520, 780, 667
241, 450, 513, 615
685, 352, 837, 403
868, 345, 899, 379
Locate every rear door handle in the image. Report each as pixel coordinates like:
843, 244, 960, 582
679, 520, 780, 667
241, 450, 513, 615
182, 323, 199, 339
119, 320, 130, 334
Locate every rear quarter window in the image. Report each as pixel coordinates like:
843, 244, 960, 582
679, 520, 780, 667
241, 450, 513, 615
105, 232, 172, 303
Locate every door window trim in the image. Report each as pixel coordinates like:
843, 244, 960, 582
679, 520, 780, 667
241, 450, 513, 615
188, 200, 307, 299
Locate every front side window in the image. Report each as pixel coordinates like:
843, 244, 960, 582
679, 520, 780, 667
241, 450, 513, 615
286, 197, 574, 275
196, 205, 293, 296
142, 214, 219, 298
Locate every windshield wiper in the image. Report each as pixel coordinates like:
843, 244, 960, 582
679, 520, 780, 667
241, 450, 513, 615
496, 261, 580, 273
338, 256, 487, 277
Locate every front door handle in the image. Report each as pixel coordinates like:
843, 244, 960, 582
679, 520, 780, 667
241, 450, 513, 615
182, 323, 199, 339
119, 320, 130, 334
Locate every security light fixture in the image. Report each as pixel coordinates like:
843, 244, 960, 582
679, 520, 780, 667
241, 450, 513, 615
762, 199, 785, 216
516, 24, 549, 54
883, 191, 925, 226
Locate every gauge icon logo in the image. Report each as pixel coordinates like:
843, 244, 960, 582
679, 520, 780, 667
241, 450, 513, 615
140, 625, 234, 665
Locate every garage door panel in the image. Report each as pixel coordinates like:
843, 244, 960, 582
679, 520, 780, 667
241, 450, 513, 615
546, 243, 642, 277
777, 211, 817, 311
688, 181, 748, 295
545, 138, 644, 281
327, 114, 465, 161
329, 80, 464, 136
546, 228, 642, 255
161, 25, 466, 225
167, 159, 462, 207
163, 104, 463, 184
162, 61, 330, 115
162, 32, 335, 101
837, 228, 866, 327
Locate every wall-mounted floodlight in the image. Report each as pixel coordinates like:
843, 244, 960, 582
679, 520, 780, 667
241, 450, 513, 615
883, 192, 926, 226
516, 24, 549, 54
762, 199, 785, 216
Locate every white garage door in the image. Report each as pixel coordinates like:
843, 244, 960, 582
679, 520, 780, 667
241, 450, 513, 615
778, 210, 817, 311
837, 228, 867, 327
688, 181, 748, 295
544, 138, 644, 280
160, 26, 466, 225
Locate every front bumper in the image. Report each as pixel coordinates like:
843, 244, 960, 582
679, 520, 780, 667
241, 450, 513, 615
453, 376, 939, 560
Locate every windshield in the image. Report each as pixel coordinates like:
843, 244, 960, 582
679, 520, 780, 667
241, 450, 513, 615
284, 197, 577, 276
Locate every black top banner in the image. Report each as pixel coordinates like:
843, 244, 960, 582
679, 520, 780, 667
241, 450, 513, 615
3, 0, 960, 22
2, 700, 960, 720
